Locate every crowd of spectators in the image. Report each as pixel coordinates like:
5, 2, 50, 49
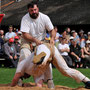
0, 25, 90, 68
46, 27, 90, 68
0, 25, 22, 68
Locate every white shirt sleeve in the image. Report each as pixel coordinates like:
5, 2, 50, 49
13, 32, 17, 37
66, 44, 70, 50
45, 15, 54, 31
5, 33, 8, 39
20, 17, 30, 33
58, 44, 61, 50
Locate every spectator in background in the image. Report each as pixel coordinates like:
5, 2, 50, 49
58, 35, 63, 43
65, 27, 71, 42
65, 27, 71, 35
61, 29, 70, 44
69, 36, 74, 46
79, 30, 86, 49
71, 30, 80, 45
54, 26, 60, 48
4, 38, 18, 68
70, 40, 86, 68
0, 37, 4, 57
13, 28, 18, 35
5, 25, 16, 42
0, 30, 5, 41
14, 36, 21, 58
58, 38, 73, 68
83, 40, 90, 68
0, 37, 4, 67
45, 31, 51, 42
0, 30, 5, 58
87, 32, 90, 41
79, 30, 85, 39
17, 31, 22, 44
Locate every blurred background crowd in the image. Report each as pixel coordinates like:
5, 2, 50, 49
0, 25, 90, 68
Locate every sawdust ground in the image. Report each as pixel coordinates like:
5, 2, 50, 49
0, 83, 89, 90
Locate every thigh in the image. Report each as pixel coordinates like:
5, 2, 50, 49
44, 63, 53, 82
19, 48, 31, 62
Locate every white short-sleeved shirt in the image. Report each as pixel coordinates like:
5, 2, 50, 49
20, 12, 54, 41
5, 32, 16, 40
58, 43, 70, 56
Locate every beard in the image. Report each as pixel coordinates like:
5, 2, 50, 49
30, 13, 39, 19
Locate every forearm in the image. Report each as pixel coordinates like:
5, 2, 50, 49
11, 73, 21, 86
81, 48, 84, 56
49, 29, 56, 44
71, 52, 79, 58
60, 49, 69, 53
50, 29, 56, 40
84, 47, 90, 55
22, 32, 37, 43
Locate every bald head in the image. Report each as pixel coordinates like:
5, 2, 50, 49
0, 30, 4, 35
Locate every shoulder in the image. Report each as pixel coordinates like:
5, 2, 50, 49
12, 32, 16, 34
5, 32, 9, 35
39, 12, 50, 20
11, 32, 16, 35
77, 44, 81, 48
58, 43, 62, 47
65, 44, 69, 46
22, 13, 30, 20
69, 44, 73, 48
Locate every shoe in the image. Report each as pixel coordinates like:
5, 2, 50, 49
33, 52, 46, 65
47, 79, 55, 89
84, 81, 90, 89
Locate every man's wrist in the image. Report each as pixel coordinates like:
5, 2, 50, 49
32, 37, 36, 43
51, 37, 55, 40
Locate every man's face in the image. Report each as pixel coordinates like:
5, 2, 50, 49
28, 5, 39, 19
62, 38, 66, 44
73, 41, 77, 45
9, 27, 13, 32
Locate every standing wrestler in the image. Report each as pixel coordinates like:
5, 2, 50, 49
18, 1, 55, 88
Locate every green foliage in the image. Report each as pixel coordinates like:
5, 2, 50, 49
0, 68, 90, 88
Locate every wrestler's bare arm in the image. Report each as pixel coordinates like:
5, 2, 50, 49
11, 73, 22, 86
22, 32, 43, 45
50, 29, 56, 45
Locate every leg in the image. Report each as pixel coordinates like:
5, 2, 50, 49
62, 56, 73, 68
17, 48, 31, 86
5, 55, 16, 68
44, 64, 54, 89
35, 44, 54, 88
52, 46, 90, 83
34, 75, 44, 87
10, 58, 17, 68
19, 48, 31, 62
44, 64, 53, 82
